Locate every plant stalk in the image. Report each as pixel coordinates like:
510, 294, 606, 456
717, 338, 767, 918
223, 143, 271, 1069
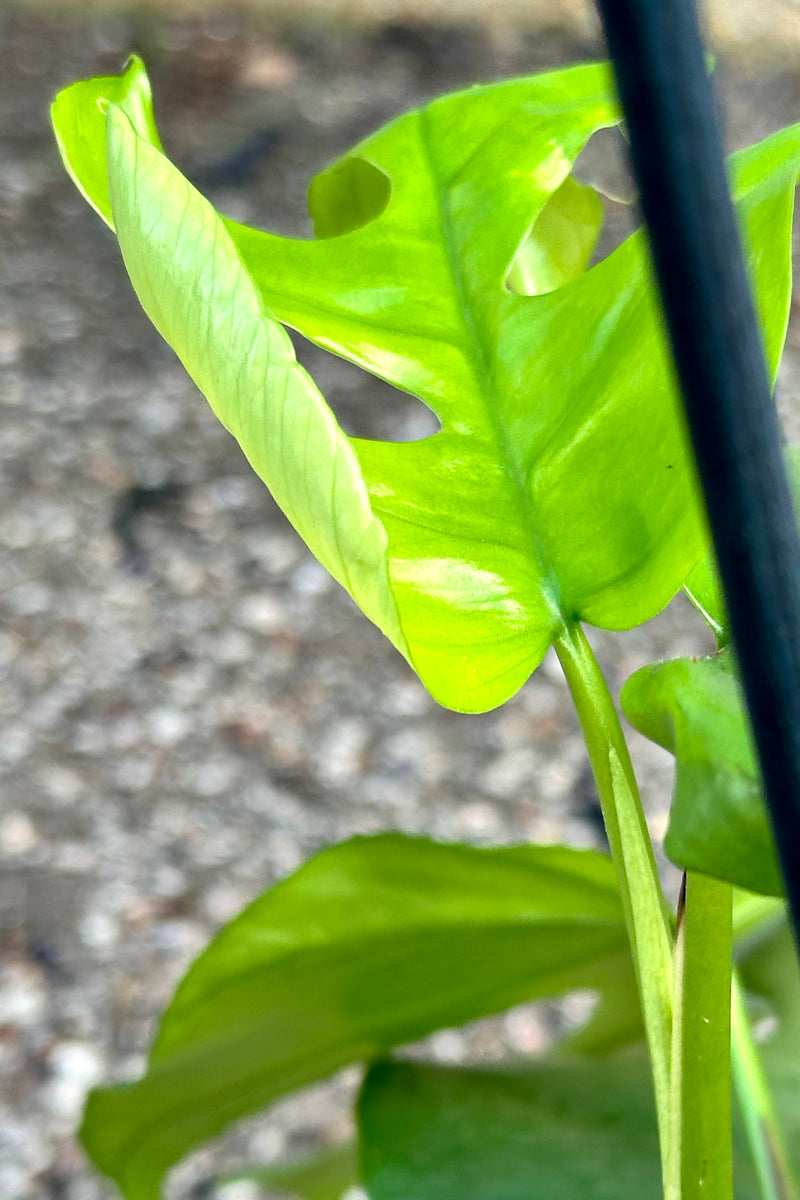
596, 0, 800, 956
554, 622, 673, 1168
667, 872, 733, 1200
732, 971, 798, 1200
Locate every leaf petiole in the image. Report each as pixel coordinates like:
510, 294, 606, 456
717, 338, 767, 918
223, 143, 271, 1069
554, 622, 673, 1168
667, 872, 733, 1200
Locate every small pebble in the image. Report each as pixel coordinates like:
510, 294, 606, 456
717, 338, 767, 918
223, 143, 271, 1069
80, 910, 119, 952
146, 706, 193, 747
44, 1041, 104, 1122
0, 811, 37, 855
237, 592, 285, 633
0, 963, 46, 1027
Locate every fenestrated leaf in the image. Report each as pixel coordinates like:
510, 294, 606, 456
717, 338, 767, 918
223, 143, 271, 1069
505, 175, 603, 296
51, 59, 800, 711
105, 103, 406, 661
685, 448, 800, 646
80, 834, 633, 1200
621, 652, 782, 895
358, 1057, 662, 1200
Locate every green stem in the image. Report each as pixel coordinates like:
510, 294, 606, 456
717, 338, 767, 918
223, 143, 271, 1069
554, 622, 674, 1167
732, 971, 798, 1200
668, 872, 733, 1200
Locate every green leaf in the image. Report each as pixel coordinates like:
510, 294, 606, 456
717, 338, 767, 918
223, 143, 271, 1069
80, 834, 632, 1200
308, 156, 392, 238
51, 59, 800, 711
51, 55, 161, 228
506, 175, 603, 296
643, 447, 800, 895
212, 1140, 359, 1200
103, 102, 406, 661
558, 943, 642, 1055
686, 448, 800, 645
358, 1055, 768, 1200
738, 915, 800, 1180
621, 652, 782, 896
358, 1057, 662, 1200
683, 554, 729, 646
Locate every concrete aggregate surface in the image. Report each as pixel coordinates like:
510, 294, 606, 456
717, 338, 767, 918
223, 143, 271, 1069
1, 5, 799, 1197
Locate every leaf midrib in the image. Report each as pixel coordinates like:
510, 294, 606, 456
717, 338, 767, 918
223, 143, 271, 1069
154, 912, 626, 1051
417, 106, 564, 625
100, 925, 629, 1194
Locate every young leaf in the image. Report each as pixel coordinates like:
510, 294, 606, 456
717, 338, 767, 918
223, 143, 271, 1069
359, 1057, 662, 1200
621, 652, 782, 895
625, 449, 800, 896
51, 59, 800, 711
80, 834, 631, 1200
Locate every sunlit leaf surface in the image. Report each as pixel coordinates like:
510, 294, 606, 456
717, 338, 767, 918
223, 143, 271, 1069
684, 449, 800, 645
52, 58, 800, 710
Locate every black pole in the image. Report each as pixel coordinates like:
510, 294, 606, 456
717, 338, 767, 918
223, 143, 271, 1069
594, 0, 800, 940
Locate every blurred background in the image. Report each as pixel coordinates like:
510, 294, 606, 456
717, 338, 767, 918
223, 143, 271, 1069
2, 1, 800, 1197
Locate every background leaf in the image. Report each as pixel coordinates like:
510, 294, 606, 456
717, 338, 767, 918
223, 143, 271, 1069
621, 652, 781, 895
52, 59, 800, 710
358, 1057, 662, 1200
357, 1053, 767, 1200
80, 834, 631, 1200
211, 1140, 358, 1200
737, 915, 800, 1180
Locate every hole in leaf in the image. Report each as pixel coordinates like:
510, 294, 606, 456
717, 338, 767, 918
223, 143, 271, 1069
573, 126, 639, 268
505, 127, 638, 297
308, 156, 392, 239
506, 175, 603, 297
288, 330, 442, 443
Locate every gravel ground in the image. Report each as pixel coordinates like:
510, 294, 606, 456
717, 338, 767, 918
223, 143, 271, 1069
2, 7, 800, 1199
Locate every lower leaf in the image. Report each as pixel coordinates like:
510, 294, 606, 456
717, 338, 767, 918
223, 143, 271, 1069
210, 1140, 358, 1200
738, 915, 800, 1181
359, 1057, 662, 1200
359, 1054, 768, 1200
80, 834, 631, 1200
